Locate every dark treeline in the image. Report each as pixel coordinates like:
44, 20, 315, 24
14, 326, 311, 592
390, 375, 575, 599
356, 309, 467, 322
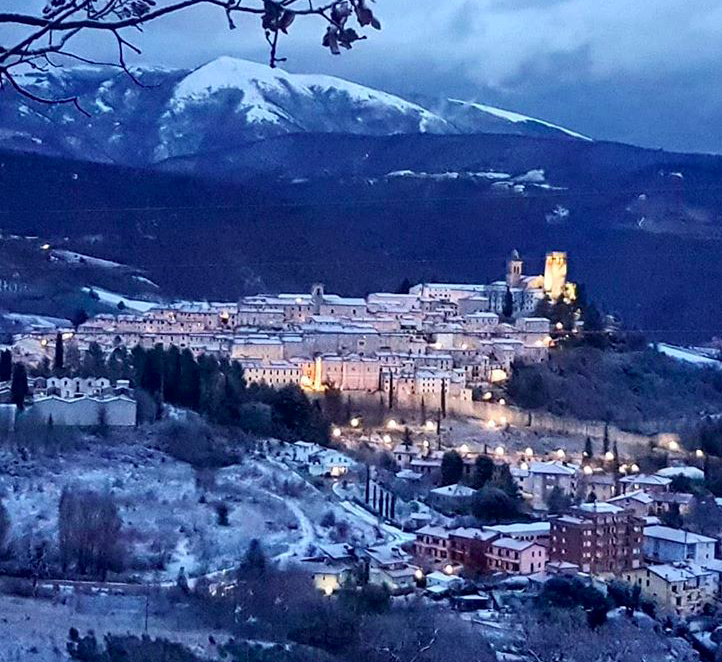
30, 339, 331, 445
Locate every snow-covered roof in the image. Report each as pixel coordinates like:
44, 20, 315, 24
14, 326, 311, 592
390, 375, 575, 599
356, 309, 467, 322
491, 537, 539, 552
643, 525, 716, 545
528, 461, 578, 476
450, 527, 497, 541
578, 502, 624, 515
656, 466, 705, 481
430, 483, 476, 498
607, 490, 654, 505
416, 525, 450, 539
646, 563, 716, 583
619, 473, 671, 486
485, 522, 551, 536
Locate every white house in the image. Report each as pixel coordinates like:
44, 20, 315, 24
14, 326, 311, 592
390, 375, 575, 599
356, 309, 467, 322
643, 525, 717, 565
308, 449, 353, 477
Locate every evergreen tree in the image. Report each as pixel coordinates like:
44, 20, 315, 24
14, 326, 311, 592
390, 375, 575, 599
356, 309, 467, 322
0, 350, 12, 382
471, 455, 495, 489
546, 486, 573, 514
81, 342, 106, 377
395, 277, 413, 294
603, 424, 610, 455
490, 463, 522, 501
402, 426, 413, 450
163, 345, 181, 404
10, 363, 28, 410
70, 308, 88, 329
388, 371, 394, 410
241, 538, 266, 577
178, 348, 201, 410
53, 333, 64, 374
584, 436, 594, 458
419, 396, 426, 424
440, 450, 464, 486
33, 356, 51, 378
440, 378, 447, 418
64, 341, 82, 374
502, 287, 514, 319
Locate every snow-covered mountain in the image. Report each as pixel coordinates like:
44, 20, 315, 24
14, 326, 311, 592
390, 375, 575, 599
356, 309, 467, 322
0, 56, 589, 167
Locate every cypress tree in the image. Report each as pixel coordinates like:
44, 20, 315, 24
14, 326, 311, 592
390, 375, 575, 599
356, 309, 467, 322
388, 371, 394, 410
502, 287, 514, 319
53, 332, 64, 373
10, 363, 28, 411
584, 436, 593, 458
0, 350, 12, 382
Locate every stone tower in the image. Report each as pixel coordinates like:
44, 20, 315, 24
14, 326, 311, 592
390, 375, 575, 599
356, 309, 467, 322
311, 282, 325, 315
544, 252, 568, 301
506, 249, 523, 288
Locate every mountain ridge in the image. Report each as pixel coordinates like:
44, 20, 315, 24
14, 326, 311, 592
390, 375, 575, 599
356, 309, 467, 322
0, 56, 590, 168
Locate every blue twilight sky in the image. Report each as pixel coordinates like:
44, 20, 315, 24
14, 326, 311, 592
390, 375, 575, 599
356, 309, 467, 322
4, 0, 722, 153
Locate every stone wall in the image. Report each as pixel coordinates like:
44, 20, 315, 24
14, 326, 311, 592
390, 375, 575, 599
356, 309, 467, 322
332, 391, 679, 451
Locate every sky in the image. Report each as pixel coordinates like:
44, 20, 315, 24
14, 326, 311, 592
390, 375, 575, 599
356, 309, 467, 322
5, 0, 722, 153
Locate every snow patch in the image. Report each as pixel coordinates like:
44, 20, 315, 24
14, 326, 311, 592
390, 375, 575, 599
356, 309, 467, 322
53, 249, 124, 269
656, 343, 722, 368
448, 99, 592, 141
83, 286, 158, 312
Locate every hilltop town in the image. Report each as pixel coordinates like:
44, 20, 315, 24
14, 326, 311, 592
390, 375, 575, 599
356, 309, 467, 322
0, 250, 719, 662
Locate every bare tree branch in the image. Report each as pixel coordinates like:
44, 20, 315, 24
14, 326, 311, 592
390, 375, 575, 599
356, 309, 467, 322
0, 0, 382, 108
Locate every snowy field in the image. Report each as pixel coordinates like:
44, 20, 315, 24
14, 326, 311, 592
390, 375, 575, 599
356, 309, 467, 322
0, 437, 383, 584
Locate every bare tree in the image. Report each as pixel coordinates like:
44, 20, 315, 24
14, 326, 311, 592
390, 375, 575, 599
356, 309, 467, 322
58, 487, 125, 579
0, 0, 381, 111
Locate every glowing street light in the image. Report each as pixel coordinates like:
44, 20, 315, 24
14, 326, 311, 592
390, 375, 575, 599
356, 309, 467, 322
668, 440, 680, 452
498, 398, 506, 406
630, 463, 640, 473
695, 449, 704, 458
332, 427, 342, 438
387, 419, 398, 430
414, 568, 424, 581
350, 417, 360, 428
425, 420, 436, 431
604, 451, 615, 462
524, 447, 534, 459
520, 461, 529, 471
619, 464, 628, 474
382, 434, 392, 444
443, 564, 454, 575
482, 392, 492, 401
494, 445, 505, 458
459, 443, 470, 455
487, 420, 497, 430
583, 465, 593, 476
556, 449, 565, 460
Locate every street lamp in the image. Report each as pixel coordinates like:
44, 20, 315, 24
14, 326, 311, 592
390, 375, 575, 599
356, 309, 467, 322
494, 445, 505, 458
387, 419, 398, 430
583, 465, 593, 476
350, 417, 360, 428
332, 427, 342, 438
695, 449, 704, 459
524, 447, 534, 459
425, 420, 435, 431
668, 440, 680, 452
382, 434, 392, 444
556, 449, 565, 460
604, 451, 615, 462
